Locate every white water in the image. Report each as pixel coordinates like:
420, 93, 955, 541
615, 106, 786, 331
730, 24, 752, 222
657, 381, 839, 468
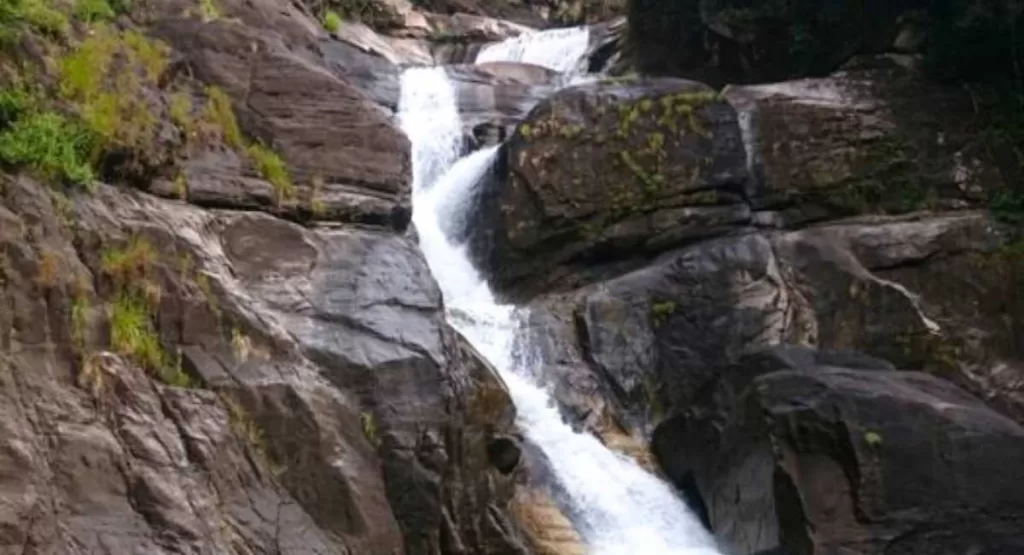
399, 40, 721, 555
476, 26, 591, 75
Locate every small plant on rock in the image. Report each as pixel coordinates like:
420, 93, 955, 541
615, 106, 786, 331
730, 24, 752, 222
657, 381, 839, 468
0, 111, 96, 185
323, 10, 341, 33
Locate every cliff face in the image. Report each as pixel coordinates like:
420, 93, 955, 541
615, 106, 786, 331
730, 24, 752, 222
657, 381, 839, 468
2, 0, 1024, 554
0, 0, 544, 552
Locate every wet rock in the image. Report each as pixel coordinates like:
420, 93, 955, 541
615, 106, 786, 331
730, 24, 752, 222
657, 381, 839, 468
469, 77, 749, 300
447, 62, 561, 141
652, 360, 1024, 554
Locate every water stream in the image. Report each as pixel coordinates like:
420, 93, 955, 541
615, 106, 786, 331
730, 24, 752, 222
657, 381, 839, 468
398, 28, 721, 555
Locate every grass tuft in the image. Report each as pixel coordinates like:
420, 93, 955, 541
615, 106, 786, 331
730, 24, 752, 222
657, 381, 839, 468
59, 25, 170, 165
203, 86, 243, 149
246, 142, 293, 201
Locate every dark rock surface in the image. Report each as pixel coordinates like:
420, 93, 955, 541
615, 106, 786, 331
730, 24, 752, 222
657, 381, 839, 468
652, 356, 1024, 554
469, 77, 749, 299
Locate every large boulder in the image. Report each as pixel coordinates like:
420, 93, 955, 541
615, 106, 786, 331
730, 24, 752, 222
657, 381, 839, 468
652, 355, 1024, 554
519, 210, 1024, 442
470, 77, 749, 299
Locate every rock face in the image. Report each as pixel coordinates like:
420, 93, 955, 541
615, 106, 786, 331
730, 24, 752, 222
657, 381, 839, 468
470, 77, 749, 298
726, 62, 1010, 226
473, 63, 1014, 300
0, 175, 530, 554
652, 350, 1024, 554
145, 0, 413, 228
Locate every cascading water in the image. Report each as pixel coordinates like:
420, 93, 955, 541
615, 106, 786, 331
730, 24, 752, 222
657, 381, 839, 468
399, 30, 722, 555
475, 26, 591, 75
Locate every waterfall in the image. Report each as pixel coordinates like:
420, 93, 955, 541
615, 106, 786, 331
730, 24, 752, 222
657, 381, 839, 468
476, 26, 591, 74
398, 31, 722, 555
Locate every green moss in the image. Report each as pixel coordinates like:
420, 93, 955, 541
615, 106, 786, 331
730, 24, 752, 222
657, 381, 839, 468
0, 111, 95, 185
199, 0, 219, 21
864, 431, 883, 448
323, 10, 341, 33
360, 411, 379, 446
650, 300, 677, 325
247, 142, 293, 202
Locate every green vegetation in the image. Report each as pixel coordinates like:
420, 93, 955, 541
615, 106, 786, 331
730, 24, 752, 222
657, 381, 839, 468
0, 0, 70, 37
323, 10, 341, 33
202, 86, 243, 147
360, 412, 379, 446
650, 300, 677, 325
247, 142, 293, 202
74, 0, 117, 22
99, 236, 197, 388
199, 0, 219, 21
0, 111, 95, 185
109, 291, 165, 371
101, 235, 156, 284
59, 26, 170, 161
864, 431, 883, 448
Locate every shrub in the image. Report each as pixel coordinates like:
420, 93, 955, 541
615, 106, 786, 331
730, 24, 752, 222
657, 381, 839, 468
0, 111, 95, 185
323, 10, 342, 33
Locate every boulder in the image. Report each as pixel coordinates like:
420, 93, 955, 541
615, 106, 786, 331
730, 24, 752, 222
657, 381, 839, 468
725, 63, 1009, 226
470, 77, 749, 299
520, 210, 1024, 443
652, 358, 1024, 554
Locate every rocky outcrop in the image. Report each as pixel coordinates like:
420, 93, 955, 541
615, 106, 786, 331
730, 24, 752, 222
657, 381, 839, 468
470, 77, 749, 298
143, 0, 412, 228
471, 63, 1015, 300
726, 61, 1010, 226
652, 349, 1024, 554
0, 174, 530, 553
